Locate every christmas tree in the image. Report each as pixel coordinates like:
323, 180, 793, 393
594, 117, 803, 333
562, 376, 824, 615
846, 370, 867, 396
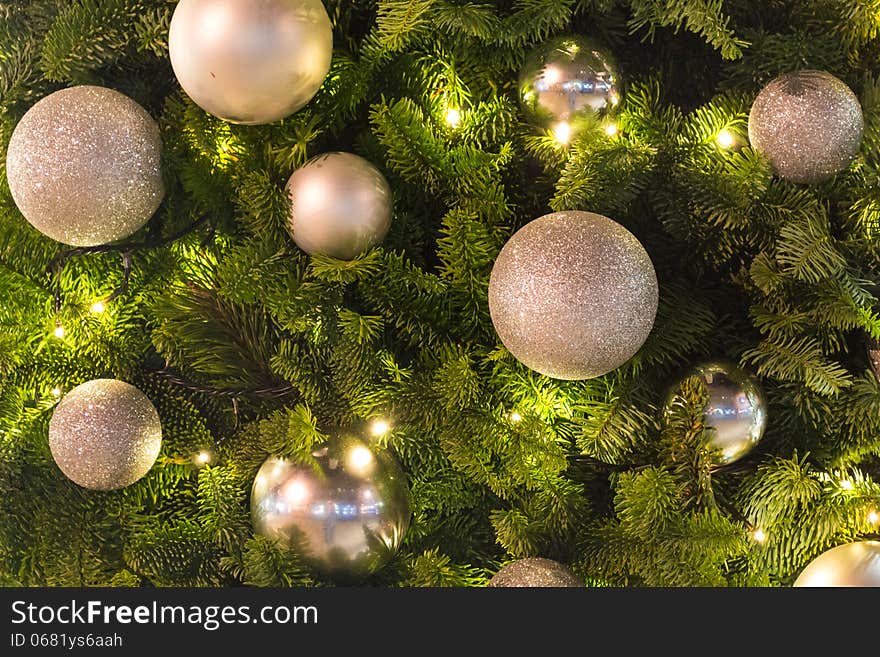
1, 0, 879, 588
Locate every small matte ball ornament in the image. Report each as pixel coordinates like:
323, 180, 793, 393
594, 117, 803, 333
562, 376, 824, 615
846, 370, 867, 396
794, 541, 880, 587
48, 379, 163, 491
748, 70, 863, 183
286, 152, 393, 260
519, 35, 621, 127
169, 0, 333, 124
489, 558, 583, 587
5, 86, 164, 247
664, 361, 767, 465
251, 436, 410, 578
488, 211, 658, 380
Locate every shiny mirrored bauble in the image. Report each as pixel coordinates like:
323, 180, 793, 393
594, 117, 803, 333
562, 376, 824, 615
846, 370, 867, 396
665, 361, 767, 465
169, 0, 333, 124
251, 437, 411, 578
519, 35, 621, 127
794, 541, 880, 587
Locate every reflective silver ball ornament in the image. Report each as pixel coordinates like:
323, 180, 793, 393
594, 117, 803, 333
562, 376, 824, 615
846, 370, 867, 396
748, 70, 863, 183
488, 211, 658, 380
794, 542, 880, 587
48, 379, 163, 491
169, 0, 333, 124
519, 35, 621, 127
251, 436, 411, 578
5, 86, 164, 246
286, 152, 393, 260
664, 361, 766, 465
489, 558, 583, 587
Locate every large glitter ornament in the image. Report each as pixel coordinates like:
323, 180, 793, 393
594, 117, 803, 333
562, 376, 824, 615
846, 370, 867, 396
169, 0, 333, 124
664, 361, 767, 465
748, 70, 863, 183
519, 35, 620, 128
48, 379, 163, 491
488, 211, 658, 380
489, 558, 582, 587
286, 152, 393, 260
5, 86, 164, 247
251, 435, 410, 578
794, 541, 880, 587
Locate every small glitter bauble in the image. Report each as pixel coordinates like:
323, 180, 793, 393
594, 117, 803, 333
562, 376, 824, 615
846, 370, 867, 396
250, 435, 410, 578
488, 211, 658, 380
169, 0, 333, 124
794, 542, 880, 587
519, 35, 621, 127
748, 70, 863, 183
48, 379, 163, 491
488, 558, 582, 587
286, 152, 393, 260
664, 361, 766, 465
5, 86, 164, 247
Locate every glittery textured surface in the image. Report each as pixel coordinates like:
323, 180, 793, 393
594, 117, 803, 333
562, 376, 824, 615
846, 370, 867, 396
48, 379, 162, 491
251, 436, 410, 578
794, 541, 880, 587
286, 152, 393, 260
169, 0, 333, 124
489, 558, 583, 587
5, 86, 164, 247
488, 211, 658, 380
664, 361, 766, 465
748, 70, 863, 184
519, 35, 620, 126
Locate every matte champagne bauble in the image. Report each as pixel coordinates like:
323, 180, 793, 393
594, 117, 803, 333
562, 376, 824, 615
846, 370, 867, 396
5, 86, 164, 246
286, 152, 393, 260
251, 436, 410, 578
169, 0, 333, 124
49, 379, 163, 491
794, 541, 880, 587
488, 211, 658, 380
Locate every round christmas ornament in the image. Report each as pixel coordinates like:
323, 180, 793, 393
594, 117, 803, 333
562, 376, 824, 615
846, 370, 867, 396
794, 541, 880, 587
251, 435, 410, 578
748, 70, 863, 183
519, 35, 621, 127
286, 152, 393, 260
169, 0, 333, 124
488, 210, 658, 380
664, 361, 766, 465
5, 86, 164, 247
48, 379, 163, 491
489, 558, 582, 587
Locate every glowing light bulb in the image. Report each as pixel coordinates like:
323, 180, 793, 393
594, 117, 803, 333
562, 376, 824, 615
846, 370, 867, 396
553, 121, 572, 145
90, 300, 106, 314
609, 92, 620, 107
196, 451, 211, 465
370, 419, 391, 437
347, 445, 374, 473
509, 411, 523, 423
716, 129, 735, 149
868, 510, 879, 525
840, 479, 854, 491
53, 324, 65, 339
751, 528, 767, 543
445, 107, 462, 128
604, 123, 619, 137
51, 387, 62, 398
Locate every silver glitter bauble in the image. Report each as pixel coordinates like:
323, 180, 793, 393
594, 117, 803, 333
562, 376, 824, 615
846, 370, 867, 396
169, 0, 333, 124
488, 211, 658, 380
794, 541, 880, 587
251, 436, 410, 578
48, 379, 163, 491
519, 35, 621, 127
286, 152, 393, 260
489, 558, 582, 587
664, 361, 767, 465
5, 86, 164, 247
748, 70, 863, 183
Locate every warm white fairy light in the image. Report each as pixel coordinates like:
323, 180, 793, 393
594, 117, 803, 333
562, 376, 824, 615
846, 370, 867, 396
604, 123, 619, 137
370, 419, 391, 437
53, 324, 65, 339
716, 129, 735, 149
553, 121, 572, 145
840, 479, 854, 491
195, 451, 211, 466
509, 411, 523, 423
445, 107, 462, 128
51, 387, 62, 398
90, 300, 106, 314
868, 510, 879, 526
751, 528, 767, 543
